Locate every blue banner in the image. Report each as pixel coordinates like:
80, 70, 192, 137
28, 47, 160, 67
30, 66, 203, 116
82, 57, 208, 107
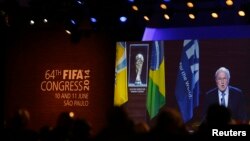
175, 39, 199, 123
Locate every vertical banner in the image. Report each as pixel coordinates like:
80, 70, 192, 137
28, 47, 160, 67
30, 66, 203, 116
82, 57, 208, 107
114, 42, 128, 106
175, 39, 200, 122
146, 41, 166, 119
128, 43, 149, 94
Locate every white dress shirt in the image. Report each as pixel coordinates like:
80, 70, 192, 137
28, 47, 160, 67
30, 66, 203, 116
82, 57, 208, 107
218, 87, 229, 107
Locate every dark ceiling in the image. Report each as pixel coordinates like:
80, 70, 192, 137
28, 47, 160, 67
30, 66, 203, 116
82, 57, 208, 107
1, 0, 250, 40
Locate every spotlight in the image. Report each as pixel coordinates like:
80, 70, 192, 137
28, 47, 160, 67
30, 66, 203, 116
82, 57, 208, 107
187, 2, 194, 8
90, 17, 97, 23
65, 30, 71, 35
164, 14, 170, 20
76, 0, 83, 5
120, 16, 127, 22
70, 19, 77, 25
43, 18, 48, 23
132, 5, 139, 11
188, 13, 195, 19
211, 12, 219, 18
160, 4, 167, 10
30, 20, 35, 25
144, 16, 150, 21
238, 10, 245, 17
226, 0, 233, 6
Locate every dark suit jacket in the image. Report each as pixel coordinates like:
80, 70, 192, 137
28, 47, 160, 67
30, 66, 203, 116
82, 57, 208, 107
203, 86, 247, 121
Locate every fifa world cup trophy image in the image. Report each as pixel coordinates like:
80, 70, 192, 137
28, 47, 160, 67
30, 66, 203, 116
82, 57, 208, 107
135, 53, 144, 85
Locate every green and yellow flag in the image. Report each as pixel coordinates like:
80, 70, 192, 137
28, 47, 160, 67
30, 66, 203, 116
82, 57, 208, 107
146, 41, 166, 119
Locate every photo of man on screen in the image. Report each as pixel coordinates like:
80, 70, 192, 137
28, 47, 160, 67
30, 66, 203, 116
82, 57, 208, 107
203, 67, 248, 123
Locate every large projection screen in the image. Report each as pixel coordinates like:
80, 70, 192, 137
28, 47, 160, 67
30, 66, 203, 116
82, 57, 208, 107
119, 39, 250, 125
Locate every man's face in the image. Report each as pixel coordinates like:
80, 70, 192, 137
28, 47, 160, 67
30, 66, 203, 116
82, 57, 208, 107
216, 71, 229, 92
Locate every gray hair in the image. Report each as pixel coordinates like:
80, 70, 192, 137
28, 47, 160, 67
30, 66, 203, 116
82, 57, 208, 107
215, 67, 230, 80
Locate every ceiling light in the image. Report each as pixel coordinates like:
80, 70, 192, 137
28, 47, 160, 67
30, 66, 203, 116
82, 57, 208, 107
226, 0, 233, 6
144, 16, 150, 21
238, 10, 245, 17
164, 14, 170, 20
187, 2, 194, 8
90, 17, 97, 23
65, 30, 71, 35
70, 19, 76, 25
160, 4, 167, 10
120, 16, 127, 22
132, 5, 139, 11
211, 12, 219, 18
30, 20, 35, 25
189, 13, 195, 19
43, 18, 48, 23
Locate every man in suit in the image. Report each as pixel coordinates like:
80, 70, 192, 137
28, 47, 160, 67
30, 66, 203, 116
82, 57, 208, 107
203, 67, 247, 122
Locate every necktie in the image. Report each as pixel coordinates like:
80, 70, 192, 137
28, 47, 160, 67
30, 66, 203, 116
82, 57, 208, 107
221, 93, 226, 106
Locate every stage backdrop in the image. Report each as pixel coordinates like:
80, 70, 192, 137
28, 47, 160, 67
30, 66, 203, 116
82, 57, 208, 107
4, 28, 116, 134
4, 28, 250, 134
